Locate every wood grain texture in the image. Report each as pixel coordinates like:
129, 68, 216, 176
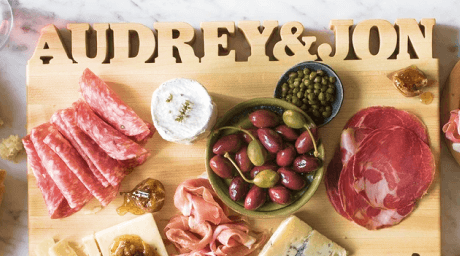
27, 20, 440, 256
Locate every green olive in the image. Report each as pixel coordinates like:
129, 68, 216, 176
253, 169, 280, 188
282, 110, 307, 129
247, 140, 268, 166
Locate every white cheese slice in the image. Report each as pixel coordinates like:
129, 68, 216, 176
151, 78, 218, 145
49, 239, 77, 256
452, 142, 460, 153
82, 233, 101, 256
93, 214, 168, 256
35, 237, 55, 256
302, 230, 347, 256
259, 215, 313, 256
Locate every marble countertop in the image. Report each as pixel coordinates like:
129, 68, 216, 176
0, 0, 459, 255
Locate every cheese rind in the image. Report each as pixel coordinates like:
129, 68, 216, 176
151, 78, 217, 145
49, 239, 77, 256
35, 237, 56, 256
94, 214, 168, 256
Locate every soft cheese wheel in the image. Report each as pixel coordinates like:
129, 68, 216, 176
151, 78, 218, 144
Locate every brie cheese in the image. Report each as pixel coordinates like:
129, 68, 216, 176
151, 78, 217, 144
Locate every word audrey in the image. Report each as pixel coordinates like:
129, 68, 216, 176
30, 19, 435, 66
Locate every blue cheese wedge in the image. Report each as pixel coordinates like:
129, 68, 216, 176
82, 214, 168, 256
259, 215, 347, 256
151, 78, 218, 144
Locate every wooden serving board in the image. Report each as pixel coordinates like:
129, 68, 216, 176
27, 19, 440, 255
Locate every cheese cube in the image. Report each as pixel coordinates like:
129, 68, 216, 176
82, 233, 101, 256
49, 239, 77, 256
35, 237, 55, 256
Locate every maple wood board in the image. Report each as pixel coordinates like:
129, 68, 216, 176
27, 51, 440, 255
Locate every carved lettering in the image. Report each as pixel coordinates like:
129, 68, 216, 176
155, 22, 199, 64
110, 23, 155, 64
29, 24, 73, 65
318, 20, 353, 61
352, 19, 397, 60
67, 23, 109, 64
273, 21, 316, 62
201, 21, 236, 63
238, 20, 278, 62
396, 18, 435, 59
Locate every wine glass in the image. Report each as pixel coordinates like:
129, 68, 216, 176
0, 0, 12, 50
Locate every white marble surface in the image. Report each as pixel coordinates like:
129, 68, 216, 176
0, 0, 459, 255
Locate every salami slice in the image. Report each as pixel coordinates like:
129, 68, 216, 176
30, 123, 92, 209
74, 99, 150, 162
23, 135, 80, 219
79, 68, 151, 141
43, 126, 119, 206
57, 107, 127, 187
50, 111, 109, 187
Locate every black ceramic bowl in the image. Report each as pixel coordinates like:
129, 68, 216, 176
274, 61, 344, 127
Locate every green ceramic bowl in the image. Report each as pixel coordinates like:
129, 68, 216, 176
205, 98, 324, 218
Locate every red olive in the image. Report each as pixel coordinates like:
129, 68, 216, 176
278, 167, 306, 190
258, 128, 283, 153
276, 144, 296, 167
213, 134, 243, 155
249, 110, 280, 128
209, 155, 234, 179
292, 155, 320, 173
250, 163, 278, 179
242, 128, 258, 143
244, 185, 267, 210
229, 176, 250, 201
235, 146, 253, 173
275, 125, 299, 141
268, 185, 291, 204
295, 128, 318, 154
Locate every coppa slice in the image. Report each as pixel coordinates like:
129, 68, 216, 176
338, 155, 415, 230
57, 108, 127, 187
351, 126, 435, 210
74, 99, 150, 162
43, 126, 119, 206
31, 123, 92, 209
23, 135, 80, 219
79, 68, 152, 142
50, 110, 110, 187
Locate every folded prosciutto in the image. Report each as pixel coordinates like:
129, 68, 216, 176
325, 106, 435, 230
166, 178, 267, 256
23, 136, 80, 219
79, 68, 153, 142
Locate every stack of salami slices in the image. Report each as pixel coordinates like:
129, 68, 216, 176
23, 68, 155, 219
325, 106, 435, 230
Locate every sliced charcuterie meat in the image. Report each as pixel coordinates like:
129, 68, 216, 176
344, 106, 429, 144
173, 178, 230, 226
57, 107, 127, 187
351, 126, 435, 210
164, 215, 214, 254
43, 126, 119, 206
74, 99, 150, 162
131, 121, 156, 145
50, 111, 110, 187
23, 135, 80, 219
31, 123, 92, 209
210, 222, 267, 256
338, 156, 415, 230
79, 68, 151, 142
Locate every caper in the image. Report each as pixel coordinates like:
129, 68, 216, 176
300, 104, 308, 110
329, 76, 336, 83
308, 100, 315, 105
300, 83, 306, 90
303, 68, 311, 75
314, 83, 321, 90
297, 92, 303, 99
308, 93, 316, 101
286, 95, 292, 101
325, 106, 332, 111
327, 87, 335, 94
312, 104, 319, 109
322, 77, 328, 85
321, 86, 327, 92
293, 81, 300, 87
314, 76, 322, 83
292, 96, 299, 105
288, 77, 294, 84
325, 93, 332, 101
309, 71, 317, 80
289, 83, 294, 89
317, 70, 325, 76
318, 92, 325, 101
302, 98, 308, 104
312, 109, 320, 117
321, 100, 327, 105
307, 84, 314, 90
306, 88, 313, 94
314, 89, 320, 94
289, 72, 297, 78
329, 95, 335, 102
293, 88, 299, 94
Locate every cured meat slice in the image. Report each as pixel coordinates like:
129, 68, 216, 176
164, 215, 213, 254
173, 178, 230, 225
74, 99, 149, 162
57, 107, 127, 187
210, 222, 266, 256
79, 68, 151, 142
43, 126, 119, 206
351, 127, 435, 210
31, 123, 92, 209
132, 121, 156, 145
344, 106, 429, 144
338, 155, 415, 230
324, 149, 351, 221
23, 135, 80, 219
50, 111, 109, 187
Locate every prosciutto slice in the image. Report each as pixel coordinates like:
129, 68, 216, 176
164, 215, 214, 254
23, 135, 80, 219
79, 68, 152, 142
43, 126, 119, 206
30, 123, 92, 209
74, 99, 149, 162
